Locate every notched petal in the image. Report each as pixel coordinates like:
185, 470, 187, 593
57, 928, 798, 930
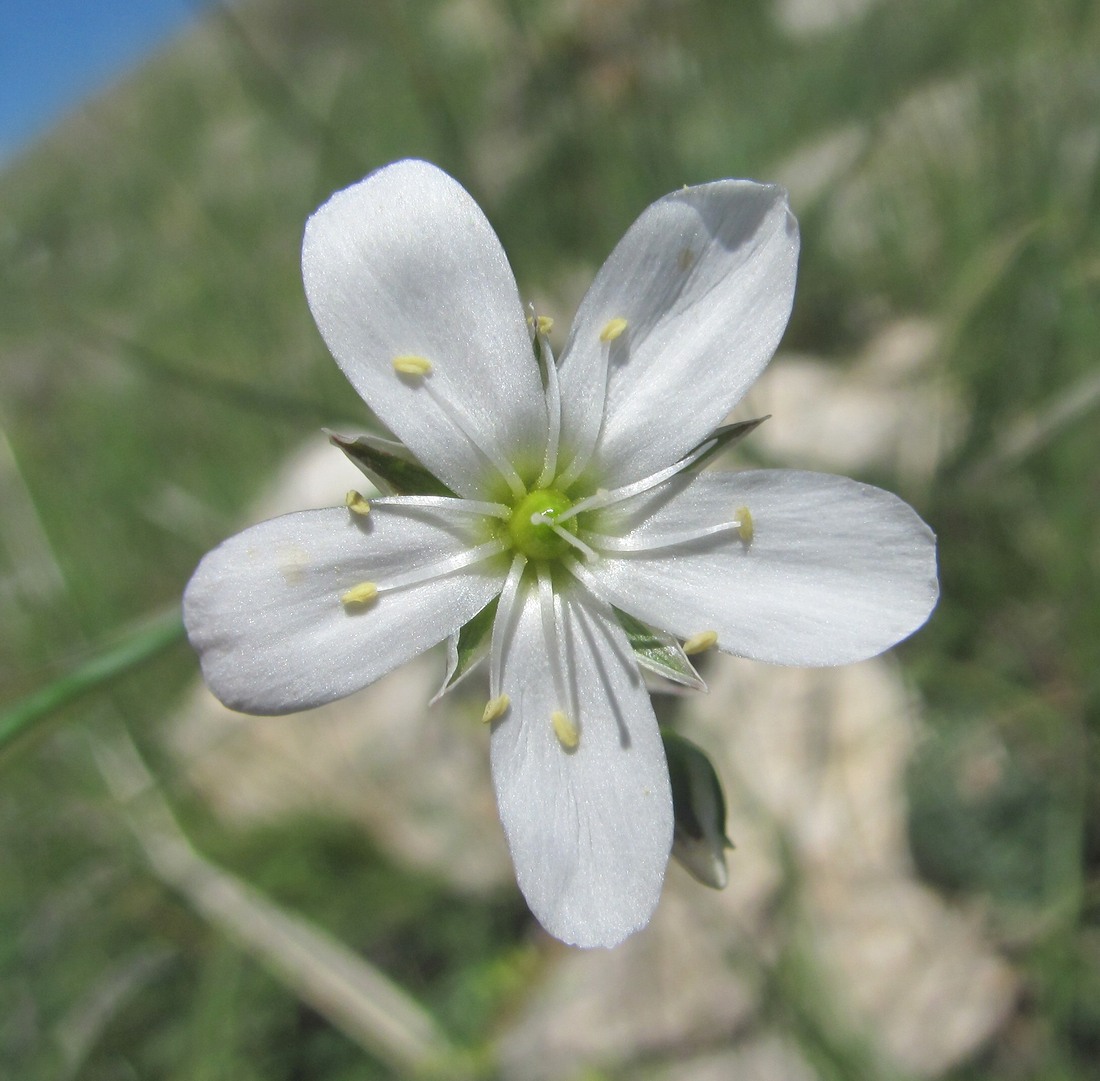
303, 160, 547, 499
586, 469, 939, 667
490, 585, 673, 948
183, 505, 504, 714
557, 179, 799, 487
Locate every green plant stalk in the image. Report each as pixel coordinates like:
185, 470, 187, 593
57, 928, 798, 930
0, 608, 185, 754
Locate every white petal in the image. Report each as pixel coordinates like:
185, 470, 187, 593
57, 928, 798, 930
556, 181, 798, 487
580, 470, 938, 666
302, 160, 547, 499
489, 581, 672, 948
183, 503, 506, 714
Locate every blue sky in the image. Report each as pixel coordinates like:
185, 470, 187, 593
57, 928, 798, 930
0, 0, 198, 158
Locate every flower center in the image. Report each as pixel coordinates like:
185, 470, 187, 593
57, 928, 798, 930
508, 489, 578, 560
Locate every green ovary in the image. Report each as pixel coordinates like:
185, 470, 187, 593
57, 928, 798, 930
508, 489, 577, 560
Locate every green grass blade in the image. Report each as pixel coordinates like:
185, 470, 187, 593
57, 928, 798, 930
0, 608, 185, 755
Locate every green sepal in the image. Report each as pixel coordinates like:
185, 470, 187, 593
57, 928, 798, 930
614, 608, 705, 691
688, 415, 769, 470
432, 596, 499, 702
662, 729, 733, 890
327, 430, 456, 497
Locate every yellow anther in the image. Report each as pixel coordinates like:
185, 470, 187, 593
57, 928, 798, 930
683, 630, 719, 656
340, 581, 378, 607
599, 317, 628, 343
735, 505, 754, 544
345, 490, 371, 516
551, 710, 580, 750
392, 354, 433, 376
482, 694, 510, 724
536, 315, 554, 334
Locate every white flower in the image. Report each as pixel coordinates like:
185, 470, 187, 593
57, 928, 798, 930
183, 159, 938, 948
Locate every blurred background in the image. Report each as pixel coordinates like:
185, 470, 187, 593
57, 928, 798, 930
1, 0, 1098, 1078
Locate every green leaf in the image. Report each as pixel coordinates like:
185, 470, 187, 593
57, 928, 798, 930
327, 430, 456, 497
689, 415, 770, 469
662, 729, 733, 890
435, 596, 499, 699
614, 608, 705, 690
0, 609, 185, 757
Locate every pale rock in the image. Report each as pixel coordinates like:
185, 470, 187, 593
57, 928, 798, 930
744, 318, 962, 487
171, 348, 1008, 1081
496, 884, 759, 1081
774, 0, 886, 37
642, 1035, 818, 1081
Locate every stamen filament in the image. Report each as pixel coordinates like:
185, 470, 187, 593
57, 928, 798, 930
538, 564, 575, 726
372, 539, 506, 595
535, 332, 563, 489
530, 512, 599, 561
555, 319, 631, 489
555, 448, 591, 492
417, 377, 527, 500
555, 439, 717, 524
582, 517, 742, 554
490, 554, 527, 699
558, 329, 638, 490
372, 495, 511, 520
563, 556, 613, 607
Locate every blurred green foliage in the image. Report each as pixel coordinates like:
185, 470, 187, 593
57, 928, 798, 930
1, 0, 1099, 1076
